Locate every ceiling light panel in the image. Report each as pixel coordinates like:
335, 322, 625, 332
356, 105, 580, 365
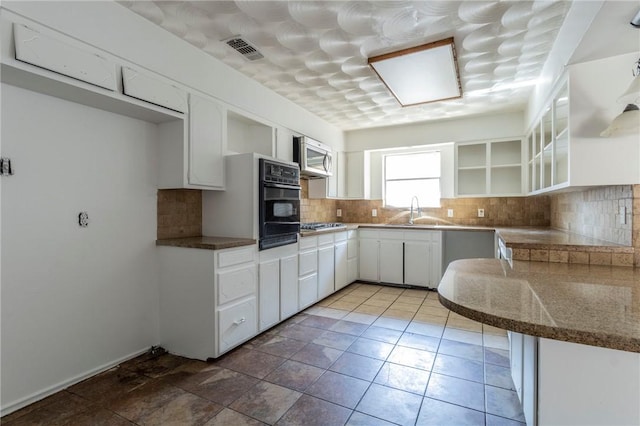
368, 38, 462, 107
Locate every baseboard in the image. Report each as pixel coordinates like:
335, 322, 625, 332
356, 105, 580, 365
0, 346, 151, 417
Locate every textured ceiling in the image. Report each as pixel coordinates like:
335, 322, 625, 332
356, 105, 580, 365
119, 1, 572, 130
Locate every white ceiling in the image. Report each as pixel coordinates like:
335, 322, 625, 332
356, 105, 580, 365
120, 1, 576, 130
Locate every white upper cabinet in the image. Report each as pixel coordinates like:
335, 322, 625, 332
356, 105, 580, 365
528, 79, 569, 194
157, 93, 226, 190
122, 67, 187, 113
227, 109, 274, 157
2, 17, 181, 124
456, 139, 525, 197
13, 23, 117, 91
188, 93, 226, 189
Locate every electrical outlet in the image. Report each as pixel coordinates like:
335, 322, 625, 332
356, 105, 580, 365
619, 206, 627, 225
372, 209, 377, 217
477, 208, 485, 218
337, 208, 342, 217
447, 209, 454, 218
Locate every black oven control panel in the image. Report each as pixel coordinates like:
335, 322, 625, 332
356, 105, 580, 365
260, 159, 300, 187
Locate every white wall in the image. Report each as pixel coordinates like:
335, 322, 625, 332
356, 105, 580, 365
345, 111, 524, 152
1, 1, 344, 152
568, 52, 640, 185
0, 84, 160, 413
345, 112, 522, 200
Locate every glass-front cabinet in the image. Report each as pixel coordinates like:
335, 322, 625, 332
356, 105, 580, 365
528, 79, 569, 193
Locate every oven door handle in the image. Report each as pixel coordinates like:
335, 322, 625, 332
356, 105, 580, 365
263, 221, 300, 225
263, 182, 301, 190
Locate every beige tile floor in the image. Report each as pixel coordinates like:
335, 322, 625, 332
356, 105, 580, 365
2, 282, 523, 426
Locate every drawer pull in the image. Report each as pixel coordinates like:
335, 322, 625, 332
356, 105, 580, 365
233, 317, 246, 326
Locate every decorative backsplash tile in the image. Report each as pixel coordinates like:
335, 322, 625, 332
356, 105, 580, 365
311, 195, 551, 227
550, 185, 633, 246
157, 189, 202, 239
158, 182, 638, 267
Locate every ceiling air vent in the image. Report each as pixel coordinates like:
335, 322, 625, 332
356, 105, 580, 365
223, 36, 264, 61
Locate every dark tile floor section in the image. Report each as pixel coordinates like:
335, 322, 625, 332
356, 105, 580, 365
2, 283, 525, 425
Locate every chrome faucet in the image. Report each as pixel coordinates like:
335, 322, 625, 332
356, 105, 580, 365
409, 196, 421, 225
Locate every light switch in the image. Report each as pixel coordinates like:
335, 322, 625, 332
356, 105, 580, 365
372, 209, 377, 217
447, 209, 454, 217
337, 209, 342, 217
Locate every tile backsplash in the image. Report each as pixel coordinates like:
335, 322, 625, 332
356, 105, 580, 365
550, 185, 633, 246
157, 189, 202, 239
333, 196, 550, 227
159, 183, 638, 267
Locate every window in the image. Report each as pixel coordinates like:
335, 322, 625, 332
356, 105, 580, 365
384, 151, 441, 207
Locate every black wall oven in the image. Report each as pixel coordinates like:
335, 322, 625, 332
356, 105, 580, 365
259, 158, 300, 250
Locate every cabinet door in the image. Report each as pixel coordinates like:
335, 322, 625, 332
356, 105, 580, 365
429, 236, 443, 287
522, 335, 538, 426
379, 240, 403, 284
275, 127, 293, 162
404, 241, 429, 287
280, 254, 299, 319
189, 93, 226, 188
13, 24, 118, 91
358, 239, 378, 281
347, 258, 358, 284
334, 241, 348, 291
317, 245, 335, 299
299, 274, 318, 309
259, 259, 280, 331
346, 151, 365, 199
510, 331, 524, 401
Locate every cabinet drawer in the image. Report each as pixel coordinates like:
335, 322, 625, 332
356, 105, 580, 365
334, 231, 348, 242
299, 236, 318, 250
379, 229, 404, 240
403, 230, 435, 241
122, 67, 187, 112
217, 246, 256, 268
299, 250, 318, 276
14, 24, 117, 91
358, 229, 378, 239
217, 265, 257, 306
318, 233, 334, 246
218, 298, 257, 355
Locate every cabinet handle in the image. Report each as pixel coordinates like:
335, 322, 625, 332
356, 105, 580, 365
233, 317, 246, 326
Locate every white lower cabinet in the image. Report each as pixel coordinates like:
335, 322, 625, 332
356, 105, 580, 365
279, 253, 299, 319
509, 331, 536, 426
510, 333, 640, 426
358, 230, 380, 282
358, 228, 442, 288
317, 233, 335, 300
379, 233, 404, 284
404, 231, 442, 288
258, 244, 299, 331
158, 245, 257, 360
299, 231, 353, 304
258, 258, 280, 331
298, 236, 319, 309
218, 298, 257, 354
334, 232, 348, 291
347, 230, 359, 283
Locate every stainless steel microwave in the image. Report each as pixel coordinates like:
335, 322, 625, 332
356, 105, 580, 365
293, 136, 333, 178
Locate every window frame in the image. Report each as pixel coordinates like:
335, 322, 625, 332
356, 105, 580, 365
383, 150, 442, 208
